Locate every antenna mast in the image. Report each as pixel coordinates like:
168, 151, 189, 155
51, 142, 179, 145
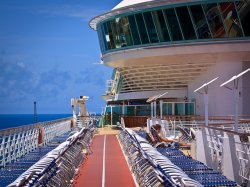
34, 101, 37, 124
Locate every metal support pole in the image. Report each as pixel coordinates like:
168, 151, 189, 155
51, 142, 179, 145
151, 102, 154, 118
160, 100, 163, 119
154, 101, 157, 118
204, 93, 209, 126
233, 79, 239, 132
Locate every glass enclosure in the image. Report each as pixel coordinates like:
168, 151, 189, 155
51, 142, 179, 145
103, 102, 195, 125
97, 1, 250, 53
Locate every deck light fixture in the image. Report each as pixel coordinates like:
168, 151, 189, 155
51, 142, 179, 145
220, 68, 250, 132
194, 77, 219, 126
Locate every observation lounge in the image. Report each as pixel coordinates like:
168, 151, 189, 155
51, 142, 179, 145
90, 0, 250, 126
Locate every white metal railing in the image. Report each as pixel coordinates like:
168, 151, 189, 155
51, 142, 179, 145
42, 120, 71, 145
0, 118, 72, 167
196, 124, 250, 186
0, 126, 39, 167
8, 124, 96, 187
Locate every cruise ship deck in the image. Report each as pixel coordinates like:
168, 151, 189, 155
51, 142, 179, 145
1, 115, 250, 186
72, 132, 136, 187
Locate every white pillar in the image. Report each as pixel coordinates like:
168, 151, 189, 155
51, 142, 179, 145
233, 88, 239, 132
154, 101, 157, 118
151, 102, 154, 118
204, 93, 209, 126
160, 100, 163, 119
172, 103, 175, 115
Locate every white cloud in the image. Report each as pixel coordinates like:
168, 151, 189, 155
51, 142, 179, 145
17, 61, 25, 68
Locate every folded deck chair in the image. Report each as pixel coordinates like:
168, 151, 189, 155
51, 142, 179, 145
176, 126, 195, 143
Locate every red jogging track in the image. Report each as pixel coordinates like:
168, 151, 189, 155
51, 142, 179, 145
72, 134, 136, 187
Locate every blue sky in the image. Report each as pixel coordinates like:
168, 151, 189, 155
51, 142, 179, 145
0, 0, 120, 114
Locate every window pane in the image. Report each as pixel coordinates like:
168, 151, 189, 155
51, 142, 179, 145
120, 17, 133, 46
203, 3, 226, 38
175, 103, 183, 115
236, 1, 250, 36
185, 103, 195, 115
176, 6, 196, 40
136, 105, 151, 116
190, 5, 212, 39
103, 21, 116, 49
110, 19, 122, 48
164, 8, 183, 41
128, 15, 141, 45
97, 24, 106, 52
163, 103, 172, 115
152, 10, 170, 42
135, 13, 150, 44
220, 2, 243, 37
143, 12, 159, 43
102, 22, 111, 50
107, 21, 116, 49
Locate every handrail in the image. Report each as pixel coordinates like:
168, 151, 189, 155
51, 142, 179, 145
199, 125, 250, 136
8, 123, 95, 187
0, 117, 72, 167
0, 117, 72, 136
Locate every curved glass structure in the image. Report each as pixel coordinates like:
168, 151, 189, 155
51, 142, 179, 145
96, 1, 250, 53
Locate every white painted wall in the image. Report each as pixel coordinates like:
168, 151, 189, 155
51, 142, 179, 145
242, 62, 250, 115
188, 61, 243, 116
116, 89, 187, 100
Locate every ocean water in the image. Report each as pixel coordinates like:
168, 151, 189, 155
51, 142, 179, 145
0, 114, 72, 130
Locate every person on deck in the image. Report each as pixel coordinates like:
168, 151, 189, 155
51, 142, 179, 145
151, 123, 188, 147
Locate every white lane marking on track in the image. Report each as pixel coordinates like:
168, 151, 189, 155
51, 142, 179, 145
102, 135, 106, 187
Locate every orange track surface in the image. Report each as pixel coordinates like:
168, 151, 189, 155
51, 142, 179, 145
72, 135, 136, 187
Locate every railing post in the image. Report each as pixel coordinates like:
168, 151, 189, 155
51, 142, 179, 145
222, 134, 241, 183
196, 128, 212, 166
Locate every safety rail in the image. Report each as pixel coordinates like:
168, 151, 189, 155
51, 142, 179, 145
42, 120, 71, 145
196, 125, 250, 186
0, 117, 72, 167
7, 120, 96, 187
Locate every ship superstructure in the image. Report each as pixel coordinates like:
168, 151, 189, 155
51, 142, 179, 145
88, 0, 250, 186
89, 0, 250, 125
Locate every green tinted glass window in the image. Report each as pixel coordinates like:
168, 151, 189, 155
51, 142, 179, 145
235, 1, 250, 36
176, 6, 196, 40
97, 24, 106, 52
128, 15, 141, 45
103, 21, 116, 49
135, 13, 150, 44
220, 2, 243, 37
152, 10, 170, 42
107, 21, 116, 49
102, 22, 111, 50
203, 3, 226, 38
190, 5, 212, 39
143, 12, 159, 43
163, 103, 172, 115
120, 17, 133, 46
164, 8, 183, 41
185, 103, 195, 115
175, 103, 184, 115
110, 19, 122, 48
